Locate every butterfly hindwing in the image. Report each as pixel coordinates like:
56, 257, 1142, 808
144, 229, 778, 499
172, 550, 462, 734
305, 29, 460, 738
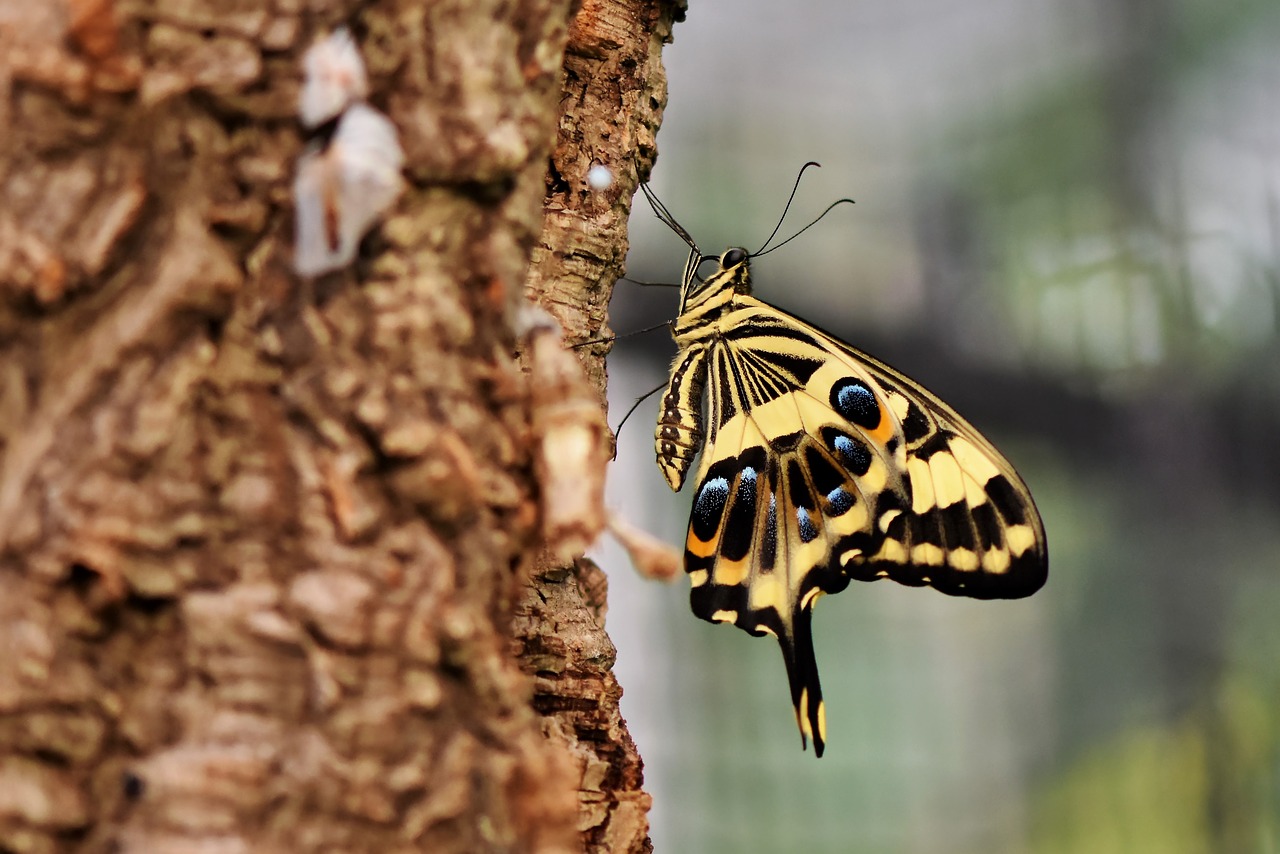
656, 239, 1048, 757
804, 313, 1048, 598
684, 417, 855, 754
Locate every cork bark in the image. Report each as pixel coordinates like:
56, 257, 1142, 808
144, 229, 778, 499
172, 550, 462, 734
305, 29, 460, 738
0, 1, 680, 852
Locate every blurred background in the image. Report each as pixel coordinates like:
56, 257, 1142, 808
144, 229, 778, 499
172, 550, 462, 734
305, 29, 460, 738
591, 0, 1280, 851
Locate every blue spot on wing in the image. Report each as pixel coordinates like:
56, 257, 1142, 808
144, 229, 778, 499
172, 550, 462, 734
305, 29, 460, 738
797, 507, 818, 542
826, 487, 855, 516
823, 428, 872, 476
830, 379, 881, 430
692, 477, 729, 542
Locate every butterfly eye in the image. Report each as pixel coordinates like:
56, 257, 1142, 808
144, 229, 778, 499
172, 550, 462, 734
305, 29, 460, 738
721, 247, 748, 267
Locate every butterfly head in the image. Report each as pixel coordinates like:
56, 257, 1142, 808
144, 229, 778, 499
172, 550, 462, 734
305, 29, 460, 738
718, 247, 752, 289
678, 246, 754, 316
710, 247, 755, 298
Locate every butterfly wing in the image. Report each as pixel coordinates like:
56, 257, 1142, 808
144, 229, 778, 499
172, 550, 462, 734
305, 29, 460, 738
682, 296, 1047, 756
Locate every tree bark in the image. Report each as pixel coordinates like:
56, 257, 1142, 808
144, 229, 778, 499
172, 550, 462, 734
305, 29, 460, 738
0, 1, 678, 852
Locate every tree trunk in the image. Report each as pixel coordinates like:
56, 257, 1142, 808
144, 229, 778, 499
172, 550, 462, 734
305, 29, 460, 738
0, 1, 679, 851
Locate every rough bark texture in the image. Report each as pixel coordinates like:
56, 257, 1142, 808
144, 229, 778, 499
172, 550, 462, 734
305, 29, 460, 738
514, 1, 680, 851
0, 1, 678, 852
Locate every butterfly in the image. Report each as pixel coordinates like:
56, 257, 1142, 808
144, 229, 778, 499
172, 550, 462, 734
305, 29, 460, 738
640, 174, 1048, 757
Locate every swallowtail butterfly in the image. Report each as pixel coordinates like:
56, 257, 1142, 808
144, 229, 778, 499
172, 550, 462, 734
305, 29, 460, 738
642, 177, 1048, 757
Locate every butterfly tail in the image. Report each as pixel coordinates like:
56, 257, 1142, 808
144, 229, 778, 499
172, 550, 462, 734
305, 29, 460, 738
779, 603, 826, 757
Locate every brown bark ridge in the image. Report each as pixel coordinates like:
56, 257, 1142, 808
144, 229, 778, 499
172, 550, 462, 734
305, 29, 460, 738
516, 0, 683, 851
0, 1, 679, 852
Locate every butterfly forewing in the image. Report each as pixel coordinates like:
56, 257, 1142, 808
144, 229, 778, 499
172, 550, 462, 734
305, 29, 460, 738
656, 242, 1047, 758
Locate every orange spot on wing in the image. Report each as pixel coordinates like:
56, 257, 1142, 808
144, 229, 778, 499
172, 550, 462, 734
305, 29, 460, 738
685, 530, 718, 559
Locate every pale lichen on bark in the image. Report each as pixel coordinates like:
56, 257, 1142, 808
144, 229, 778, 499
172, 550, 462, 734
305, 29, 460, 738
0, 0, 681, 851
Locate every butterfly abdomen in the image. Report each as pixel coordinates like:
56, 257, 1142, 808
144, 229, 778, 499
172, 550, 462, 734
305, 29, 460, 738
656, 345, 710, 491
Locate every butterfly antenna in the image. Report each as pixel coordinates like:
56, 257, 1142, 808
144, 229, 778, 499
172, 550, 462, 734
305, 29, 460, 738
753, 197, 856, 258
613, 381, 666, 441
754, 161, 824, 255
640, 183, 699, 252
